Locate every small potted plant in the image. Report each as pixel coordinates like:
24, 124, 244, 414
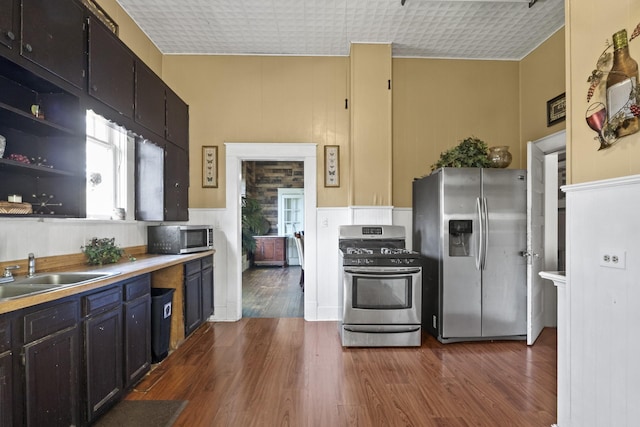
82, 237, 124, 265
430, 136, 492, 172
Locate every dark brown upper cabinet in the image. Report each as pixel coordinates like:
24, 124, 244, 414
165, 87, 189, 151
88, 17, 134, 119
21, 0, 85, 89
135, 61, 165, 137
164, 142, 189, 221
0, 0, 18, 50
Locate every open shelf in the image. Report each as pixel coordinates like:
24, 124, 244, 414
0, 158, 78, 177
0, 102, 77, 137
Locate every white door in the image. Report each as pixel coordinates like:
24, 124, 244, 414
278, 188, 304, 265
527, 141, 546, 345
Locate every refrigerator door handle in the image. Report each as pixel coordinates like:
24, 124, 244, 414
476, 197, 484, 270
481, 197, 489, 270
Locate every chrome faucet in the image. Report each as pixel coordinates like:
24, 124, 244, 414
0, 265, 19, 284
27, 253, 36, 277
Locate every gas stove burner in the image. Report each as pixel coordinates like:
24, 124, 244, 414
381, 247, 414, 255
346, 248, 374, 255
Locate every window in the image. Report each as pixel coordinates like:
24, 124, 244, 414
85, 110, 133, 219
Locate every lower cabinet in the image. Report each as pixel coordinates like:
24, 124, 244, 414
0, 274, 152, 426
83, 286, 123, 421
254, 236, 288, 266
123, 276, 151, 387
0, 315, 13, 426
23, 300, 81, 427
184, 256, 214, 337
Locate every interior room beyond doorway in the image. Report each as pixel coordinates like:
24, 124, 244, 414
241, 160, 305, 318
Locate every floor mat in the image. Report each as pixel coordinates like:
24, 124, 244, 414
94, 400, 188, 427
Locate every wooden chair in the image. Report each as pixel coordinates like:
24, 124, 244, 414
294, 232, 304, 290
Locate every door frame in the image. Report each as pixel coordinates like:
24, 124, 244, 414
526, 130, 565, 344
225, 143, 317, 321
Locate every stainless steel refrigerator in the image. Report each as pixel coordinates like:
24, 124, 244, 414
412, 168, 527, 343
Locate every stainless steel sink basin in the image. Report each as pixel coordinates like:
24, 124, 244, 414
0, 271, 121, 300
0, 284, 60, 299
14, 272, 117, 286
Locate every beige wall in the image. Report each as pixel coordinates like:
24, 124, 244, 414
350, 44, 393, 206
520, 28, 566, 151
567, 0, 640, 184
392, 58, 520, 207
161, 55, 350, 208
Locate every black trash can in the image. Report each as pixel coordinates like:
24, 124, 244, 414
151, 288, 175, 363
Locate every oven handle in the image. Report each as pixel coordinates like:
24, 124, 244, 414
343, 325, 421, 334
343, 267, 422, 275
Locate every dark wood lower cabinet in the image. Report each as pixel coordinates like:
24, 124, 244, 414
0, 350, 13, 426
184, 256, 214, 337
124, 292, 151, 387
24, 325, 80, 427
184, 269, 203, 337
85, 307, 123, 420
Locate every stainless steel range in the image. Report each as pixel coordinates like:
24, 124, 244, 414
338, 225, 422, 347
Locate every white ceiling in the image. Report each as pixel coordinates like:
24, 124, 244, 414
115, 0, 564, 60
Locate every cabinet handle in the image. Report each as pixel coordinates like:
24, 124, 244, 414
175, 183, 179, 188
6, 31, 15, 41
24, 43, 32, 53
91, 84, 98, 92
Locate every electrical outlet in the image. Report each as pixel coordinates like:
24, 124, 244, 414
599, 249, 626, 269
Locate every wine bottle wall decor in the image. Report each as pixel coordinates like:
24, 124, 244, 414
586, 23, 640, 150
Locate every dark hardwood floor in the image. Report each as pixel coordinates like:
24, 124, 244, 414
126, 319, 557, 426
242, 266, 304, 318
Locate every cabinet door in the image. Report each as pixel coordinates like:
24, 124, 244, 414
124, 296, 150, 387
0, 315, 13, 427
85, 307, 122, 421
165, 88, 189, 151
135, 139, 165, 221
256, 238, 276, 262
184, 272, 202, 337
88, 16, 135, 118
24, 326, 80, 427
202, 265, 214, 319
0, 0, 17, 50
164, 142, 189, 221
21, 0, 85, 88
0, 351, 12, 426
135, 61, 165, 137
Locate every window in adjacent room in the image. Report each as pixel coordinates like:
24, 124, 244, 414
85, 110, 134, 219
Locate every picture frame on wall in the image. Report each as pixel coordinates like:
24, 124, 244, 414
202, 146, 218, 188
547, 92, 566, 127
324, 145, 340, 187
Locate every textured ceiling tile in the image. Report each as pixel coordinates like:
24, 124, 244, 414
116, 0, 564, 59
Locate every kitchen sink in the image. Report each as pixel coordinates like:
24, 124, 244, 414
13, 272, 119, 286
0, 284, 61, 299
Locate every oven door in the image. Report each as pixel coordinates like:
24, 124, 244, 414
342, 266, 422, 325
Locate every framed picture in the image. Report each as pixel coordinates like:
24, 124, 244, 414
202, 146, 218, 188
324, 145, 340, 187
547, 93, 566, 127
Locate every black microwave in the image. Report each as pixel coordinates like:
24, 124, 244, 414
147, 225, 214, 254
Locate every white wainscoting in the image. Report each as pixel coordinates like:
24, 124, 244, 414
562, 174, 640, 427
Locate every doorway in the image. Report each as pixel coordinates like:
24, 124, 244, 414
526, 130, 566, 345
225, 143, 317, 321
241, 161, 304, 317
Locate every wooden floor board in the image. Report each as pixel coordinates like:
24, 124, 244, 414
123, 319, 557, 426
242, 266, 304, 318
